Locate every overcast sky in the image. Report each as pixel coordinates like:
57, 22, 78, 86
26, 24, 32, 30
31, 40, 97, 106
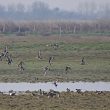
0, 0, 110, 11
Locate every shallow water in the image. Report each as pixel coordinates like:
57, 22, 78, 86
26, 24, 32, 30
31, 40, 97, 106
0, 81, 110, 92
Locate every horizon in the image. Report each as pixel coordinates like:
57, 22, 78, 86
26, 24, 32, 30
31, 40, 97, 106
0, 0, 110, 11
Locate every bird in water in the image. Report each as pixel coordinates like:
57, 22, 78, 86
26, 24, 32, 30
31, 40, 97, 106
53, 80, 58, 87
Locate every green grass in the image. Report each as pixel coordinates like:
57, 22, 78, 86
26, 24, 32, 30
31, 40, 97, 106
0, 36, 110, 110
0, 36, 110, 82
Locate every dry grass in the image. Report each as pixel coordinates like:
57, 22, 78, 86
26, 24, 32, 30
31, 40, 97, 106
0, 35, 110, 44
0, 92, 110, 110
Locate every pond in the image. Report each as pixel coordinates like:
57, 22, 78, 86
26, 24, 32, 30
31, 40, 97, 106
0, 81, 110, 92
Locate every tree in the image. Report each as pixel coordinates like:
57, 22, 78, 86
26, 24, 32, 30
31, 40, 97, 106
103, 3, 110, 19
77, 1, 97, 19
0, 5, 5, 18
7, 4, 16, 19
16, 3, 25, 20
16, 3, 25, 13
30, 1, 50, 19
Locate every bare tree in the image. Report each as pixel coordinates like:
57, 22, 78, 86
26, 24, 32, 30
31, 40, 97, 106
16, 3, 25, 13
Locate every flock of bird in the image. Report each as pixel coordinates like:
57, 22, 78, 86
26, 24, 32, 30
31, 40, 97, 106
0, 44, 87, 97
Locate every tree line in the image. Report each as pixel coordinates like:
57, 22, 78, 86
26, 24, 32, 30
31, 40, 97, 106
0, 1, 110, 20
0, 20, 110, 35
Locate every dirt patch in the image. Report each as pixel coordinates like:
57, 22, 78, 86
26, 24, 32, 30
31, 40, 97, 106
0, 92, 110, 110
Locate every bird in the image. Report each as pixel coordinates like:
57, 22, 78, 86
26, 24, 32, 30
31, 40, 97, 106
9, 91, 16, 96
53, 81, 58, 87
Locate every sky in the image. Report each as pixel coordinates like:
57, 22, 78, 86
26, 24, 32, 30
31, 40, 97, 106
0, 0, 110, 11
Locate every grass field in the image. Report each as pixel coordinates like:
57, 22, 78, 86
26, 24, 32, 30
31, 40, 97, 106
0, 35, 110, 110
0, 35, 110, 82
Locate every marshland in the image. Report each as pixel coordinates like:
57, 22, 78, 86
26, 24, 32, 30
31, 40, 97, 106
0, 20, 110, 110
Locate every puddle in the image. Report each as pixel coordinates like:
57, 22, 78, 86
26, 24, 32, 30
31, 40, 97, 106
0, 81, 110, 92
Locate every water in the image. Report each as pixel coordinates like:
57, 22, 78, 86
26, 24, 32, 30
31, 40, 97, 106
0, 81, 110, 92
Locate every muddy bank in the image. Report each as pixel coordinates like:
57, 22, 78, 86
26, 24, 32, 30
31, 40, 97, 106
0, 91, 110, 110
